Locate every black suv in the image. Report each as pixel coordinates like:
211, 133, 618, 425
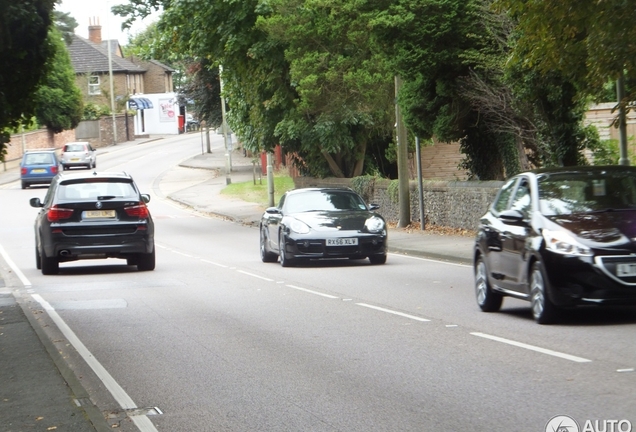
30, 171, 155, 274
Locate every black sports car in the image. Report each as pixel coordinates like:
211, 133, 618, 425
260, 187, 387, 266
474, 165, 636, 324
30, 171, 155, 274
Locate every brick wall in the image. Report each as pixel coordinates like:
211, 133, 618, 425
2, 115, 134, 170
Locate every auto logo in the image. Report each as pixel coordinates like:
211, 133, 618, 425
95, 201, 102, 209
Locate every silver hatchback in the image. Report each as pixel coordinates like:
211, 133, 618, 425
60, 142, 96, 170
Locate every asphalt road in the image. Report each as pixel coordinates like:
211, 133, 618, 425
1, 134, 634, 431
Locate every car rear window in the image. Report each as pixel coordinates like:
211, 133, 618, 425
58, 181, 138, 201
64, 144, 87, 152
24, 153, 55, 165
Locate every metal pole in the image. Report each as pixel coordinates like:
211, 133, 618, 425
267, 152, 275, 207
415, 137, 425, 230
107, 22, 117, 145
617, 72, 629, 166
219, 65, 231, 184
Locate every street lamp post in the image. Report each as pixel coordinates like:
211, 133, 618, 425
219, 65, 232, 184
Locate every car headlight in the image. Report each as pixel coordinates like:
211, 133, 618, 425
289, 218, 311, 234
543, 229, 592, 256
365, 216, 385, 233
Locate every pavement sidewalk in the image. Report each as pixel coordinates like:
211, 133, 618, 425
0, 135, 475, 431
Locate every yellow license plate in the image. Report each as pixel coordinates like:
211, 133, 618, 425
32, 169, 46, 173
84, 210, 116, 218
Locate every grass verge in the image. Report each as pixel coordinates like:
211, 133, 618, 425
220, 173, 295, 207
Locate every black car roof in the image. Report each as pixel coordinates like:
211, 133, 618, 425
528, 165, 636, 176
56, 171, 133, 184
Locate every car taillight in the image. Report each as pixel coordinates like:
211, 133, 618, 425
47, 205, 74, 222
51, 166, 58, 174
21, 167, 27, 175
124, 202, 150, 218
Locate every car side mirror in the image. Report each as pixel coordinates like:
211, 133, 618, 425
265, 207, 281, 215
29, 197, 43, 208
369, 203, 380, 211
141, 194, 151, 204
499, 209, 527, 226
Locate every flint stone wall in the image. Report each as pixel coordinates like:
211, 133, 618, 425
293, 176, 503, 231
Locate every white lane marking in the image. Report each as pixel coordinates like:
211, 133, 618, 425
617, 368, 634, 373
471, 332, 592, 363
0, 242, 31, 287
200, 259, 228, 268
173, 251, 193, 258
131, 415, 161, 432
237, 270, 274, 282
356, 303, 430, 322
286, 285, 339, 299
389, 252, 471, 268
31, 294, 158, 431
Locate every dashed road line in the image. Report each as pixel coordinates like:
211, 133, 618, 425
471, 332, 592, 363
237, 270, 275, 282
286, 285, 340, 299
356, 303, 430, 322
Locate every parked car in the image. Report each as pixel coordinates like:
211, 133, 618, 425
260, 187, 387, 267
474, 165, 636, 324
20, 149, 60, 189
30, 171, 155, 274
186, 114, 199, 131
60, 141, 96, 170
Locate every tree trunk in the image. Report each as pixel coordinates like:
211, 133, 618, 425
322, 149, 345, 178
47, 128, 55, 147
351, 140, 367, 177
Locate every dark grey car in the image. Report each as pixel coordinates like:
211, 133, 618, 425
30, 171, 155, 274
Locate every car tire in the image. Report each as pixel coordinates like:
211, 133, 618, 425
21, 181, 27, 189
92, 160, 97, 169
137, 248, 156, 271
475, 255, 503, 312
35, 245, 42, 270
279, 231, 295, 267
260, 226, 278, 263
530, 261, 558, 324
40, 246, 59, 275
369, 254, 387, 265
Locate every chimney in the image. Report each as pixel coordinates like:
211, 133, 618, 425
88, 17, 102, 44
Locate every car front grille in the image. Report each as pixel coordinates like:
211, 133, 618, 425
295, 238, 385, 256
595, 256, 636, 286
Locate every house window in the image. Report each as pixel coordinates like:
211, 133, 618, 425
88, 75, 100, 95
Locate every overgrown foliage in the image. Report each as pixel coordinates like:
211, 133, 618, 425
0, 0, 56, 160
33, 28, 83, 140
112, 0, 615, 180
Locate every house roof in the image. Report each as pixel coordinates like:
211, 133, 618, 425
68, 34, 146, 74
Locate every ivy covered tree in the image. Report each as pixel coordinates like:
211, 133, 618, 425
0, 0, 56, 159
33, 28, 83, 144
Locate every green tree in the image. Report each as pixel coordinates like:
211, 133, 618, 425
33, 28, 83, 143
52, 10, 77, 45
259, 0, 395, 177
496, 0, 636, 101
0, 0, 55, 160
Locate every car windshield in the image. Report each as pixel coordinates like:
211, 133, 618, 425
59, 181, 138, 201
538, 170, 636, 216
284, 191, 368, 213
24, 153, 54, 165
